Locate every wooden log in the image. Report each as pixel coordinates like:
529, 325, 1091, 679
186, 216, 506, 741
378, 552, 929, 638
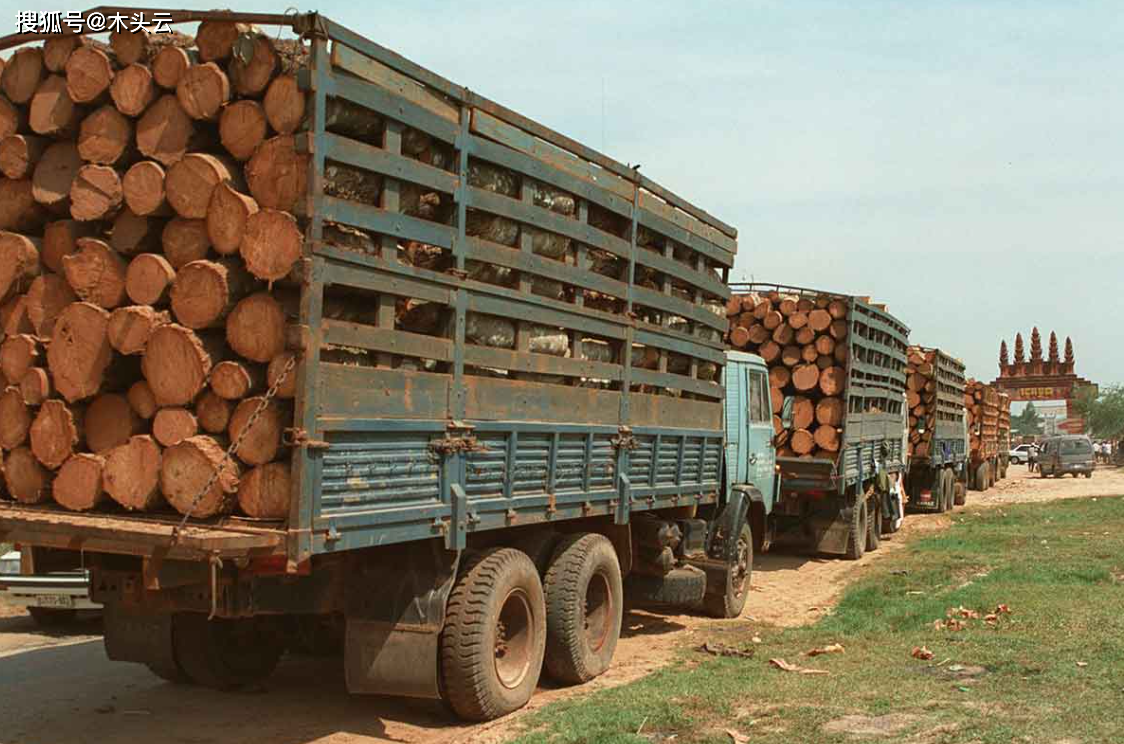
226, 291, 288, 363
725, 296, 742, 316
815, 397, 845, 427
153, 407, 198, 447
170, 258, 255, 329
907, 389, 921, 408
152, 46, 194, 90
218, 99, 267, 161
31, 142, 83, 213
834, 342, 848, 365
829, 319, 848, 340
907, 373, 925, 393
141, 324, 222, 406
104, 434, 163, 510
85, 393, 142, 453
768, 365, 791, 389
62, 238, 127, 309
794, 326, 815, 345
750, 298, 771, 320
792, 396, 814, 430
77, 105, 133, 166
0, 134, 49, 179
122, 161, 169, 216
0, 294, 32, 336
238, 461, 290, 519
819, 366, 846, 397
0, 94, 26, 141
41, 220, 92, 274
125, 253, 175, 306
792, 363, 820, 392
162, 217, 211, 267
176, 63, 230, 121
771, 323, 794, 345
4, 446, 51, 503
47, 302, 112, 402
797, 298, 814, 313
799, 344, 817, 364
107, 305, 169, 355
827, 299, 847, 319
206, 183, 258, 255
266, 352, 297, 399
228, 396, 285, 466
110, 63, 157, 117
758, 340, 781, 364
813, 424, 840, 452
762, 310, 782, 331
30, 399, 83, 468
43, 36, 81, 74
245, 135, 308, 212
262, 74, 305, 135
780, 344, 801, 367
229, 35, 278, 97
0, 232, 41, 301
0, 334, 41, 383
211, 360, 265, 400
728, 325, 750, 348
788, 311, 808, 330
65, 46, 114, 104
109, 28, 150, 67
196, 390, 233, 434
772, 415, 783, 436
19, 368, 51, 406
807, 308, 831, 333
126, 380, 158, 419
0, 386, 31, 450
2, 47, 44, 104
791, 428, 815, 455
70, 164, 124, 221
769, 386, 782, 415
747, 323, 770, 345
195, 20, 251, 62
166, 152, 238, 219
160, 434, 240, 517
111, 209, 161, 257
777, 298, 797, 316
136, 95, 197, 166
814, 335, 835, 356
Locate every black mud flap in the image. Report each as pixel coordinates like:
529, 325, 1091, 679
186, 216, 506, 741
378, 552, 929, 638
806, 506, 851, 555
687, 486, 753, 600
344, 539, 458, 700
103, 601, 180, 679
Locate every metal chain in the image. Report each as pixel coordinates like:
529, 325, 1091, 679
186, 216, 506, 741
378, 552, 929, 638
171, 353, 298, 542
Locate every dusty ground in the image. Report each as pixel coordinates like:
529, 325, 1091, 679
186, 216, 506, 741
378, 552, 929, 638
2, 465, 1121, 744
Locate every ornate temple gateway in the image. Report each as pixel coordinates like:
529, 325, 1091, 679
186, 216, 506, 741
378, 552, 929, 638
993, 328, 1096, 434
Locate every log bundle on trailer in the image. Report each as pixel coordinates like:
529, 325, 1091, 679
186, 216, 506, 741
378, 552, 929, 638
964, 379, 1000, 489
996, 391, 1011, 479
904, 346, 966, 460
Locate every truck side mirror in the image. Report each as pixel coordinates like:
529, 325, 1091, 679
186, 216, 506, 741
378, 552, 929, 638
781, 396, 794, 429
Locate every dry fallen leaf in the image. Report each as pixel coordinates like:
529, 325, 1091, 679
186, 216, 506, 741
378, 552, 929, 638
1076, 661, 1088, 668
995, 604, 1012, 615
806, 643, 845, 657
726, 729, 750, 744
948, 605, 980, 620
934, 618, 966, 631
912, 646, 935, 660
769, 657, 831, 675
984, 614, 999, 625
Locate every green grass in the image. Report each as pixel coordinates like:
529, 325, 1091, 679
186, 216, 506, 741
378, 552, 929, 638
515, 496, 1124, 744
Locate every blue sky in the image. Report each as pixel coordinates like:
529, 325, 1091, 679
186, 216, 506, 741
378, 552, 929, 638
7, 1, 1122, 384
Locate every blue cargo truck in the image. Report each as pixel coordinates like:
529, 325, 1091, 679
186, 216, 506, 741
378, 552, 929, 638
0, 9, 779, 721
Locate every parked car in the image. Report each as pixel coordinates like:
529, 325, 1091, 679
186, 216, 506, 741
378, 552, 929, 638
1037, 435, 1095, 479
0, 547, 100, 625
1009, 444, 1037, 465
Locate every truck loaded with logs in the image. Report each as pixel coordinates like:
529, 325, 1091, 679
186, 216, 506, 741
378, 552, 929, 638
901, 346, 969, 512
0, 8, 789, 721
965, 378, 1004, 490
725, 283, 911, 560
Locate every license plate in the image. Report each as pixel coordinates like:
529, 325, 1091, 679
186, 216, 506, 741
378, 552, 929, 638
35, 594, 74, 609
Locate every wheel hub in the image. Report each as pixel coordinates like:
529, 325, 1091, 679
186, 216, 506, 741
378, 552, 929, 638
583, 571, 613, 653
494, 588, 534, 689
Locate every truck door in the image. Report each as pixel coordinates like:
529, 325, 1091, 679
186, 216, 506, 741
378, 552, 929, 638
746, 365, 775, 499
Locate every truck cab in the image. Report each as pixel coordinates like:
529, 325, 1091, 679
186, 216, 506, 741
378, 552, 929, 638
722, 351, 779, 549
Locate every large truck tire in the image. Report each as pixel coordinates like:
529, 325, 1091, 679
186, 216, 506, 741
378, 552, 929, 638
625, 565, 707, 608
865, 495, 882, 552
845, 495, 867, 560
440, 548, 546, 721
953, 480, 967, 507
542, 533, 623, 684
172, 614, 284, 690
702, 520, 753, 619
974, 463, 989, 491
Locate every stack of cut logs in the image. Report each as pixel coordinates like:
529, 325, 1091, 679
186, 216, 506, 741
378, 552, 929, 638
725, 290, 850, 459
905, 347, 939, 459
964, 379, 999, 459
0, 24, 324, 520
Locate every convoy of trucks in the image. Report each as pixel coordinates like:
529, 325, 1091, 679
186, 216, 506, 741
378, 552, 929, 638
0, 8, 1017, 723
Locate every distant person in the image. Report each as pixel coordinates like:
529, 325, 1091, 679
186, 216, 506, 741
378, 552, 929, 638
1027, 444, 1039, 472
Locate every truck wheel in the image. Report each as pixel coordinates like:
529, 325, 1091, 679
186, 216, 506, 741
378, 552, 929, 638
542, 534, 623, 684
702, 520, 753, 619
172, 614, 284, 690
440, 548, 546, 721
953, 481, 967, 507
27, 607, 77, 626
865, 496, 882, 552
845, 496, 867, 560
624, 566, 707, 607
944, 470, 956, 511
975, 464, 989, 492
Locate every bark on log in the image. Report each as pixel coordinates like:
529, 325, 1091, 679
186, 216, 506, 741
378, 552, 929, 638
206, 183, 258, 255
0, 95, 26, 141
0, 294, 32, 336
2, 47, 44, 104
43, 36, 81, 74
0, 180, 45, 231
815, 397, 845, 427
66, 46, 114, 104
77, 105, 133, 165
32, 142, 83, 213
238, 461, 290, 519
0, 386, 31, 450
152, 46, 194, 90
160, 434, 240, 517
136, 95, 197, 166
109, 28, 150, 67
218, 99, 267, 161
262, 74, 305, 135
0, 334, 41, 383
791, 428, 814, 455
70, 164, 124, 221
125, 253, 175, 305
829, 319, 848, 340
813, 424, 840, 452
244, 135, 308, 212
792, 396, 814, 430
48, 302, 112, 402
19, 367, 51, 406
195, 21, 251, 62
780, 344, 801, 367
153, 407, 198, 446
166, 152, 238, 218
176, 63, 230, 121
0, 134, 48, 179
110, 63, 156, 117
62, 238, 127, 309
122, 160, 169, 216
226, 291, 288, 363
41, 220, 93, 274
126, 380, 158, 419
196, 390, 233, 434
107, 305, 169, 354
211, 360, 265, 400
162, 218, 211, 267
4, 446, 51, 503
834, 342, 848, 365
29, 74, 80, 138
229, 35, 278, 97
266, 352, 297, 399
30, 399, 83, 468
0, 232, 41, 301
770, 386, 783, 415
104, 434, 163, 510
170, 258, 255, 329
111, 209, 161, 256
792, 363, 820, 392
141, 324, 222, 406
228, 396, 285, 466
86, 393, 142, 453
238, 208, 302, 283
